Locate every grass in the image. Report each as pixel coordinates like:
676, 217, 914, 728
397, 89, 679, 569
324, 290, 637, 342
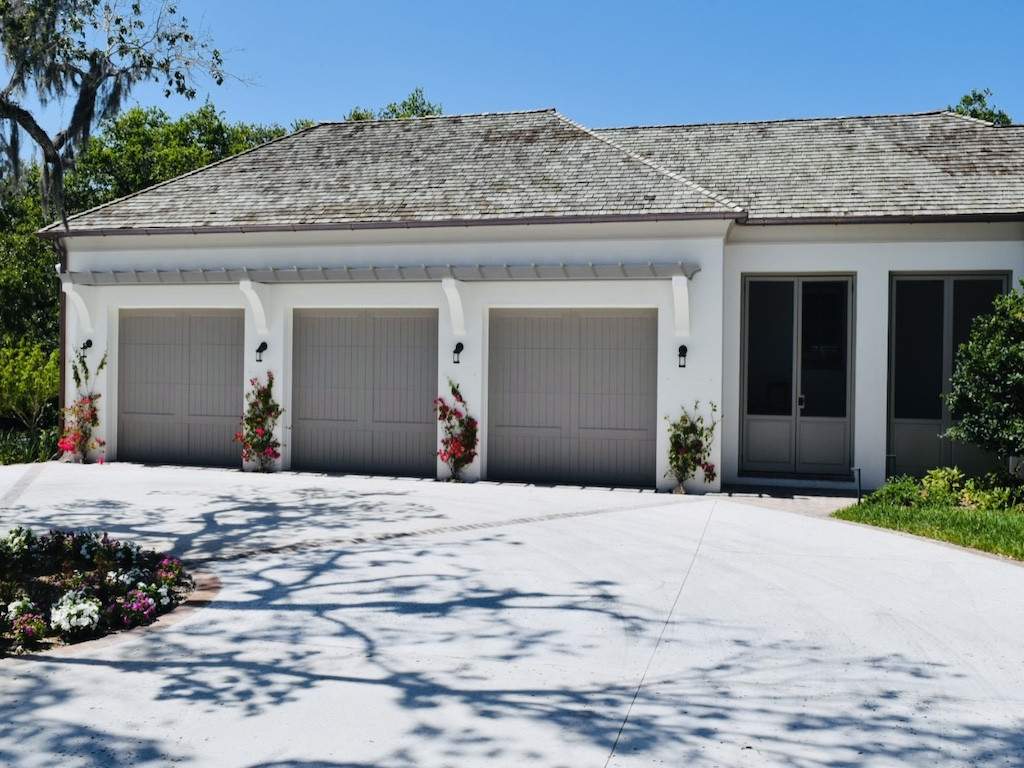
834, 500, 1024, 561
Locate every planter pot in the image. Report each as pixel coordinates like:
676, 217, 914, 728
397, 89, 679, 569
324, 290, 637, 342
672, 484, 686, 495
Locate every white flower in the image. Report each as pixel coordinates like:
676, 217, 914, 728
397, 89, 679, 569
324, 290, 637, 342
4, 527, 31, 555
50, 590, 101, 635
6, 597, 35, 622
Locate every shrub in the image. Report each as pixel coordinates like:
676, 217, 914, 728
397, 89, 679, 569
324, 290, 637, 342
11, 612, 46, 649
921, 467, 966, 504
945, 283, 1024, 475
665, 402, 718, 487
0, 425, 59, 464
235, 371, 283, 471
864, 475, 921, 507
0, 343, 59, 432
434, 380, 478, 481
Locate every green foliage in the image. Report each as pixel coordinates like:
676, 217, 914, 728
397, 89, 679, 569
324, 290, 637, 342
345, 87, 442, 121
0, 342, 59, 430
0, 425, 57, 464
665, 401, 718, 486
945, 283, 1024, 469
863, 475, 920, 507
948, 88, 1012, 126
64, 104, 294, 212
0, 232, 58, 348
920, 466, 966, 504
840, 469, 1024, 560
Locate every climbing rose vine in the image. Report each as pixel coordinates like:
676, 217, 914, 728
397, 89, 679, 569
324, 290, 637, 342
666, 401, 718, 489
59, 344, 108, 463
434, 380, 478, 481
234, 372, 283, 471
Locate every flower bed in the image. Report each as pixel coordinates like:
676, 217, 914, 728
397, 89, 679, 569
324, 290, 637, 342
0, 527, 193, 654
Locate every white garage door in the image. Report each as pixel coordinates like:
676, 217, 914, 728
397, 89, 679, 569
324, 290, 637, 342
118, 310, 244, 467
487, 309, 657, 487
291, 309, 438, 477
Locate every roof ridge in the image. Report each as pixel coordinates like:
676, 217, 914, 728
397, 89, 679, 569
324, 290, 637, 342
553, 111, 745, 214
40, 120, 327, 233
940, 109, 1001, 127
315, 107, 557, 127
594, 109, 954, 131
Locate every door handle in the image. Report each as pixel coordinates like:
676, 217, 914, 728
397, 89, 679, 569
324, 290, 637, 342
797, 394, 806, 410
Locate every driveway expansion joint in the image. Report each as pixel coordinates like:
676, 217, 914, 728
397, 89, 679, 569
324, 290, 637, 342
186, 498, 689, 565
605, 500, 716, 767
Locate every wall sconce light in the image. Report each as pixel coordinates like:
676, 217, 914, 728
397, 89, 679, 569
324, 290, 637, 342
256, 341, 268, 363
81, 339, 93, 352
453, 342, 464, 364
678, 344, 688, 368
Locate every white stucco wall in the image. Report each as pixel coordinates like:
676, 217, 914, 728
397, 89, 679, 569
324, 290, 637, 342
722, 222, 1024, 491
62, 220, 1024, 492
62, 220, 728, 492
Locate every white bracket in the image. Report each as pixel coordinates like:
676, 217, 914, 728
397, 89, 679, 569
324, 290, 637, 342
59, 273, 94, 335
239, 279, 270, 335
441, 277, 466, 337
671, 274, 691, 338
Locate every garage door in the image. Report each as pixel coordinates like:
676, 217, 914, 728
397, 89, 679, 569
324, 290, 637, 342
118, 310, 244, 467
291, 309, 438, 476
487, 309, 657, 486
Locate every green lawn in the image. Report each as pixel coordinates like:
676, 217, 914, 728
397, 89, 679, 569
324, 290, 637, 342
834, 501, 1024, 561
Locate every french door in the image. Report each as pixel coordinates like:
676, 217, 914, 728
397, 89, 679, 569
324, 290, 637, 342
888, 273, 1008, 477
741, 276, 853, 477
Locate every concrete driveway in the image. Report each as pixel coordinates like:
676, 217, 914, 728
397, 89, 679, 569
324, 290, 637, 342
1, 463, 1022, 768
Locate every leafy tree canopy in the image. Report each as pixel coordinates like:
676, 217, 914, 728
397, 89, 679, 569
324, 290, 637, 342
946, 282, 1024, 472
345, 87, 441, 121
948, 88, 1012, 126
0, 0, 226, 221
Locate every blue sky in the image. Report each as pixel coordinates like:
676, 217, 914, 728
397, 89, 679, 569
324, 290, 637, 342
40, 0, 1024, 130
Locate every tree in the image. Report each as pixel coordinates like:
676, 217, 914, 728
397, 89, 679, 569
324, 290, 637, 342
945, 283, 1024, 475
0, 0, 225, 223
0, 342, 60, 432
948, 88, 1012, 126
345, 87, 441, 121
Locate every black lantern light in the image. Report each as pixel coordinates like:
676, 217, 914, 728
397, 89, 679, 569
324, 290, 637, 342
677, 344, 688, 368
256, 341, 268, 362
81, 339, 93, 352
453, 342, 464, 364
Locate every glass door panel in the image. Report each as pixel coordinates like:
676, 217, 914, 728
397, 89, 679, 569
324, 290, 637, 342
892, 280, 944, 421
742, 280, 797, 473
800, 281, 848, 418
746, 281, 794, 416
889, 274, 1007, 477
742, 276, 853, 477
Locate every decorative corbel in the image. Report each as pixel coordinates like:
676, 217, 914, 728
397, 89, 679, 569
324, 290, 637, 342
239, 279, 270, 335
441, 277, 466, 337
671, 274, 691, 338
59, 273, 94, 335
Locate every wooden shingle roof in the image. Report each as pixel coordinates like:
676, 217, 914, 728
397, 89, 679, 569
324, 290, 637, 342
598, 111, 1024, 223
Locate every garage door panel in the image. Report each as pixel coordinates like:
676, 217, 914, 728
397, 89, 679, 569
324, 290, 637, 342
577, 436, 655, 485
488, 309, 656, 487
488, 434, 576, 483
119, 310, 243, 468
292, 309, 438, 477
